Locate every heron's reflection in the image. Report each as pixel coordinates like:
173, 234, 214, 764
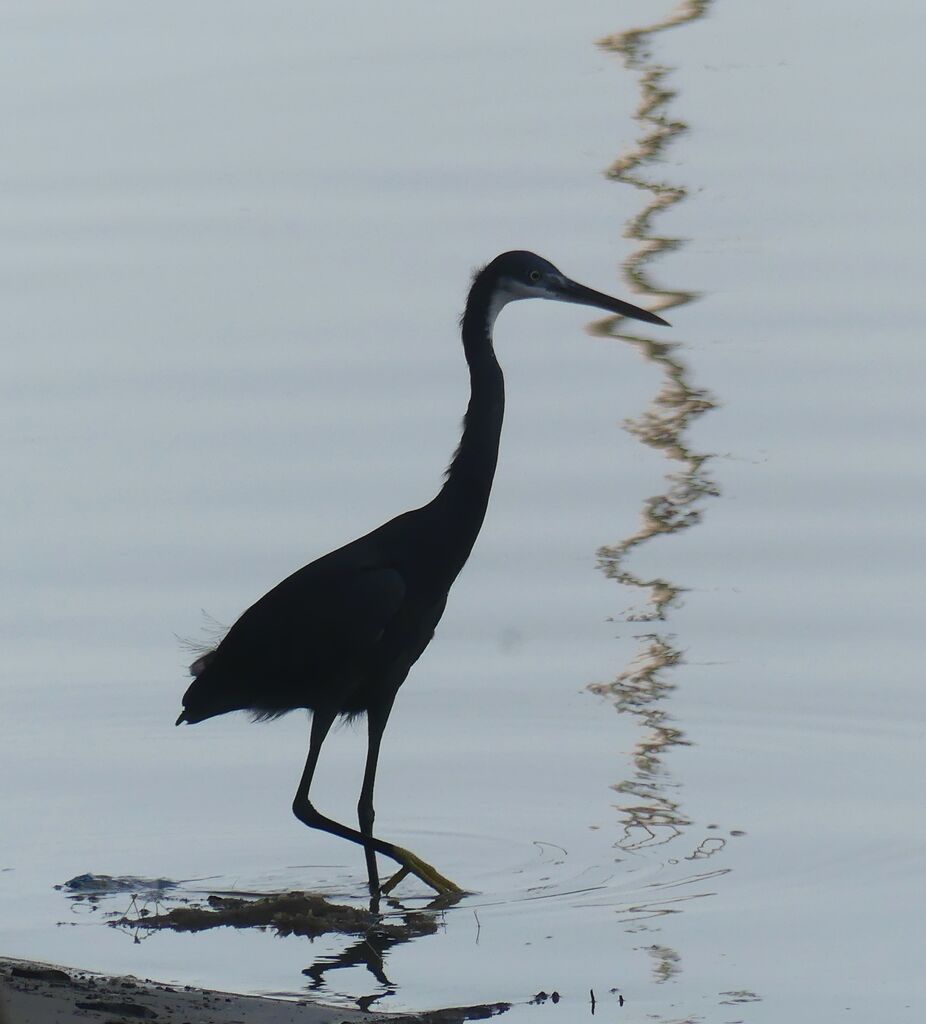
113, 885, 457, 1007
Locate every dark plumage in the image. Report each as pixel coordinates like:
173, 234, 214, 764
177, 251, 668, 897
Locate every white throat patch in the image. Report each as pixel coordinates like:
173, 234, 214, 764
486, 279, 553, 330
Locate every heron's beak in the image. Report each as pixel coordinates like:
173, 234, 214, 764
553, 277, 669, 326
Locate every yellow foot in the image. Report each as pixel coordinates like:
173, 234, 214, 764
380, 846, 467, 896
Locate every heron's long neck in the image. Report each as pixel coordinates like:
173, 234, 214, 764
437, 279, 506, 537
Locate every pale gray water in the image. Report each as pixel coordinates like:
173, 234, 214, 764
2, 1, 924, 1021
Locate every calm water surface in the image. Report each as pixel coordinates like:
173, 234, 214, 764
2, 2, 924, 1021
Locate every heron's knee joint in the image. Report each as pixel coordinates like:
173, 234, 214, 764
292, 796, 319, 827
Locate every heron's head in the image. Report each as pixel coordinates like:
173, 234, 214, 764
478, 250, 668, 327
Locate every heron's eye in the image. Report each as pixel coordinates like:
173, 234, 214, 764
529, 270, 541, 282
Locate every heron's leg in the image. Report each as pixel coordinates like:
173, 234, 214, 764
290, 708, 402, 863
358, 697, 396, 897
292, 708, 336, 817
292, 710, 466, 897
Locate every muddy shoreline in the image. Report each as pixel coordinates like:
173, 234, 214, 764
0, 957, 511, 1024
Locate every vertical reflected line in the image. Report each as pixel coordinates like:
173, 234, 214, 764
590, 2, 717, 855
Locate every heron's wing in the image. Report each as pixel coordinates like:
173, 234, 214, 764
218, 563, 408, 683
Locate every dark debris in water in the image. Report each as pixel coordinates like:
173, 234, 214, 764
608, 988, 626, 1006
57, 873, 178, 895
115, 889, 438, 941
719, 990, 761, 1004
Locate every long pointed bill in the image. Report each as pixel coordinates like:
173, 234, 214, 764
554, 277, 669, 326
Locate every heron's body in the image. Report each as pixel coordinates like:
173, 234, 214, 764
181, 506, 463, 724
177, 251, 666, 898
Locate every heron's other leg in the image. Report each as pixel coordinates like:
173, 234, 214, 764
358, 696, 396, 898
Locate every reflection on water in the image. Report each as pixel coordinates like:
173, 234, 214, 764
592, 0, 720, 959
80, 879, 449, 1011
590, 635, 690, 848
596, 0, 717, 624
647, 943, 681, 983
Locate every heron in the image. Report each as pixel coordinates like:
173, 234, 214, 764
177, 251, 668, 898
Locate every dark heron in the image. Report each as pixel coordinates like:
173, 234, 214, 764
177, 251, 668, 897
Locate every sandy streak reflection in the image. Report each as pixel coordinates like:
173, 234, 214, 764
592, 0, 725, 954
